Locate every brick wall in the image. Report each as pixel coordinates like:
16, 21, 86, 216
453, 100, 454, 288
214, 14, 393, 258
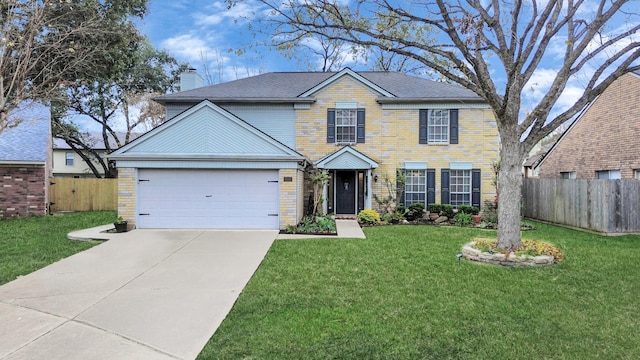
279, 168, 302, 227
539, 73, 640, 179
295, 76, 500, 209
117, 167, 136, 228
0, 166, 47, 218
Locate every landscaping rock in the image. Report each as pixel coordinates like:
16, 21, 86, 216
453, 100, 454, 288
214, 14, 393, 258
434, 216, 448, 224
461, 242, 557, 267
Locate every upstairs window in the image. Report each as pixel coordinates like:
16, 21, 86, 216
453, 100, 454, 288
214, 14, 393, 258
560, 171, 576, 179
65, 152, 74, 166
327, 108, 365, 144
428, 110, 449, 144
335, 109, 357, 143
419, 109, 458, 144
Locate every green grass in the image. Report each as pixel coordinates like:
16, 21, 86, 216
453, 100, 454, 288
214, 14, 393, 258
199, 223, 640, 359
0, 211, 115, 285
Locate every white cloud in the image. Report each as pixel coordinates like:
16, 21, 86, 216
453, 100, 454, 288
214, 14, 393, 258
160, 34, 216, 62
194, 1, 260, 26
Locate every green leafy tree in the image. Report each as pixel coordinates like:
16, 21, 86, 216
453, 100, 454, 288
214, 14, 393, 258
0, 0, 147, 133
54, 38, 188, 178
229, 0, 640, 250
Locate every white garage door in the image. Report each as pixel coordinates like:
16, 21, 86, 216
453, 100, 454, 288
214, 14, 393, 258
137, 169, 280, 229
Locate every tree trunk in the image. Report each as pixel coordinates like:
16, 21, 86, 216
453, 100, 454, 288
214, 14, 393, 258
496, 137, 526, 251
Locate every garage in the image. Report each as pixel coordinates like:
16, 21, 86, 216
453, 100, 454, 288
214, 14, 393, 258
137, 169, 280, 229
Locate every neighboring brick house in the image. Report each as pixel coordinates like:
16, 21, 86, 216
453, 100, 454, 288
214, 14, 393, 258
537, 71, 640, 180
110, 69, 499, 229
0, 104, 52, 218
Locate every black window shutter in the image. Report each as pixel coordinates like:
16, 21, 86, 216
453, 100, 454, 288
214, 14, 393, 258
449, 109, 459, 144
472, 168, 481, 209
419, 109, 428, 144
398, 168, 405, 206
427, 169, 436, 206
327, 109, 336, 143
356, 108, 365, 143
441, 168, 450, 204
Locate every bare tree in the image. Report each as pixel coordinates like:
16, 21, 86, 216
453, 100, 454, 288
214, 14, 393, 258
277, 31, 350, 71
229, 0, 640, 250
0, 0, 146, 134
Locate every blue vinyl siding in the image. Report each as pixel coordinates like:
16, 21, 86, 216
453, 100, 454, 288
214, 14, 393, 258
222, 104, 296, 148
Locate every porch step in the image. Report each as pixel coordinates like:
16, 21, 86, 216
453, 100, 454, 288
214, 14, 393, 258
335, 215, 358, 220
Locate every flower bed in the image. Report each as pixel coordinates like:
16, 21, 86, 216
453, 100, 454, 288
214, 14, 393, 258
462, 238, 563, 267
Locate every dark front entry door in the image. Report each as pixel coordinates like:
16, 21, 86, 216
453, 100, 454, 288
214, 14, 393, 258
335, 171, 356, 214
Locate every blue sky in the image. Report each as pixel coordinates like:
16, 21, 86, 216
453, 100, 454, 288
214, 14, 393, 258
74, 0, 636, 135
137, 0, 364, 83
138, 1, 637, 104
138, 1, 295, 82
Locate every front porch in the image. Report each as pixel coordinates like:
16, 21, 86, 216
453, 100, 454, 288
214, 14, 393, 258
315, 146, 379, 216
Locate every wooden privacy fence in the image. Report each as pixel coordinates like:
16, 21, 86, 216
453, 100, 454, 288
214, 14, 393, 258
522, 179, 640, 234
49, 177, 117, 212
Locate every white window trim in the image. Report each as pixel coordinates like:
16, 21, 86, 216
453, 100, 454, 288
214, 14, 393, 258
65, 152, 74, 166
404, 161, 427, 170
335, 101, 358, 109
335, 109, 357, 144
405, 169, 426, 206
450, 169, 471, 208
427, 109, 450, 144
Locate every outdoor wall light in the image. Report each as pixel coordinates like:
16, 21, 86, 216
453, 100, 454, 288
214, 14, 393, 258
374, 174, 379, 182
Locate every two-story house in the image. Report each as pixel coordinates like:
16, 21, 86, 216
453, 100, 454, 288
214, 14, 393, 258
109, 69, 499, 229
52, 136, 109, 178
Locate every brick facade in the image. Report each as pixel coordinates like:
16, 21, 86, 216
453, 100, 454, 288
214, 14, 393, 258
279, 168, 304, 227
114, 72, 500, 229
117, 167, 136, 228
296, 76, 499, 209
0, 166, 47, 218
539, 72, 640, 179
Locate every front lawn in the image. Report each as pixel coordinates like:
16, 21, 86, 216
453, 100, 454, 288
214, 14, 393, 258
0, 211, 115, 285
199, 223, 640, 359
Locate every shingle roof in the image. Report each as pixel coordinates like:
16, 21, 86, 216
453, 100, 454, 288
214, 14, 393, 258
155, 71, 482, 103
0, 104, 50, 163
53, 133, 142, 150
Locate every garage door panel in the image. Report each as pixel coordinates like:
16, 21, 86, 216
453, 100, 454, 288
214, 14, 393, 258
137, 169, 279, 229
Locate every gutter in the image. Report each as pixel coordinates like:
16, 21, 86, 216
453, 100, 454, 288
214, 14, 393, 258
153, 97, 317, 105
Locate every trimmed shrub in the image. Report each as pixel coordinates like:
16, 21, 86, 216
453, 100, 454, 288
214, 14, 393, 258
358, 209, 381, 225
428, 203, 442, 214
441, 204, 456, 219
458, 205, 479, 215
407, 202, 425, 218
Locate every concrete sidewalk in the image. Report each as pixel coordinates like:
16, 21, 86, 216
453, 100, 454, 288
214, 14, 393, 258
0, 230, 277, 360
67, 219, 367, 241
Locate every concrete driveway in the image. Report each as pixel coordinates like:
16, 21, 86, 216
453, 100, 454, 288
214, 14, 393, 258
0, 229, 277, 360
